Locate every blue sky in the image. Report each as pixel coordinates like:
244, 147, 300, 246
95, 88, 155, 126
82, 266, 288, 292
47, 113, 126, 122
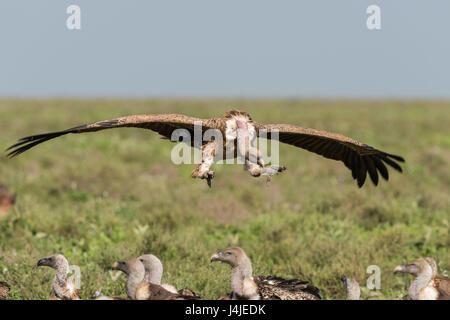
0, 1, 449, 98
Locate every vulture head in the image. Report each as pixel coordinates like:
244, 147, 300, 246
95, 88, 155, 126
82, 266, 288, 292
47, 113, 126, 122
112, 258, 145, 299
112, 258, 145, 277
37, 254, 68, 270
393, 258, 430, 277
137, 254, 164, 284
341, 275, 361, 300
210, 247, 252, 270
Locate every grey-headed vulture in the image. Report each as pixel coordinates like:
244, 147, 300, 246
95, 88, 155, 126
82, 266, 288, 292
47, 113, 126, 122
210, 247, 321, 300
394, 257, 450, 300
112, 258, 199, 300
37, 254, 81, 300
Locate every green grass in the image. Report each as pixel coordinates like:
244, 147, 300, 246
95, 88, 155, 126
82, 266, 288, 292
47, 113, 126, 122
0, 99, 448, 300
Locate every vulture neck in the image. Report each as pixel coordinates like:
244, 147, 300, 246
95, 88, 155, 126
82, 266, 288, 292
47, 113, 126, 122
231, 255, 253, 297
346, 286, 360, 300
144, 256, 163, 285
409, 265, 433, 300
53, 259, 70, 298
126, 271, 144, 300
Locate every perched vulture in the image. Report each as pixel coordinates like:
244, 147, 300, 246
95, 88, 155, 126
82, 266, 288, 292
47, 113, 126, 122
210, 247, 321, 300
37, 254, 81, 300
7, 109, 404, 188
0, 281, 10, 300
112, 258, 199, 300
340, 275, 360, 300
0, 183, 16, 217
394, 257, 450, 300
138, 254, 200, 298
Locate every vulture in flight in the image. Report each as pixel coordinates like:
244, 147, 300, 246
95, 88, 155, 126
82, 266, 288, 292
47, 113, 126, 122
37, 254, 81, 300
341, 275, 361, 300
210, 247, 321, 300
112, 258, 199, 300
394, 257, 450, 300
7, 110, 404, 188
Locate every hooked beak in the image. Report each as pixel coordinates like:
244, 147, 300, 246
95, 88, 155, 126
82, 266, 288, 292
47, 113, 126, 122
111, 261, 120, 270
393, 264, 406, 275
340, 275, 347, 283
37, 258, 48, 267
210, 253, 221, 262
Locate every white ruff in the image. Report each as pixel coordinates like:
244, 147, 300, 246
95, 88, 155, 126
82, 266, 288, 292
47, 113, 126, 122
225, 118, 257, 142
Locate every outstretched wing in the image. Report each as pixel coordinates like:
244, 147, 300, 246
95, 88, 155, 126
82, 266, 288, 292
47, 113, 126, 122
256, 123, 405, 187
7, 114, 217, 157
254, 275, 321, 300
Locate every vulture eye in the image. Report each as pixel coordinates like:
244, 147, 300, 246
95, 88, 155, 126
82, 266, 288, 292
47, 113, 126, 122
225, 252, 232, 256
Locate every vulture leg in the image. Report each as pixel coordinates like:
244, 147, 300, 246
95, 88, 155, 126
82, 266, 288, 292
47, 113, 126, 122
244, 146, 265, 177
191, 141, 216, 187
244, 147, 286, 181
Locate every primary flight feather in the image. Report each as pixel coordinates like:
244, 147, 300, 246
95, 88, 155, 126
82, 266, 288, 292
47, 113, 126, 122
6, 109, 404, 187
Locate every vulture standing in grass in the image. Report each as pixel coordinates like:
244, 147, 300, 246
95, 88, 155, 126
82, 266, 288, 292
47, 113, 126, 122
394, 257, 450, 300
210, 247, 321, 300
0, 183, 16, 217
0, 281, 10, 300
112, 258, 199, 300
138, 254, 200, 298
341, 275, 360, 300
7, 109, 404, 188
37, 254, 81, 300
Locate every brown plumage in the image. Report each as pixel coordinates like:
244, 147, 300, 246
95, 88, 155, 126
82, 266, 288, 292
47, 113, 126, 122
37, 254, 81, 300
0, 183, 16, 217
7, 109, 404, 187
210, 247, 321, 300
135, 282, 201, 300
393, 257, 450, 300
0, 281, 10, 300
112, 258, 200, 300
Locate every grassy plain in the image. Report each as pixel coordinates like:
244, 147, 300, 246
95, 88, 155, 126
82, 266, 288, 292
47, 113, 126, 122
0, 99, 448, 299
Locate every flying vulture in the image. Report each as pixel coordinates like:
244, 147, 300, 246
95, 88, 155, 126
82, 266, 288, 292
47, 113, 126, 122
210, 247, 321, 300
112, 258, 199, 300
7, 110, 404, 187
138, 254, 200, 297
0, 281, 10, 300
37, 254, 81, 300
0, 183, 16, 217
340, 275, 361, 300
394, 257, 450, 300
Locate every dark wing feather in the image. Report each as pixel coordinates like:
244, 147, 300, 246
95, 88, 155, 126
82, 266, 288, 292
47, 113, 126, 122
256, 123, 405, 187
7, 114, 219, 157
254, 275, 321, 300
